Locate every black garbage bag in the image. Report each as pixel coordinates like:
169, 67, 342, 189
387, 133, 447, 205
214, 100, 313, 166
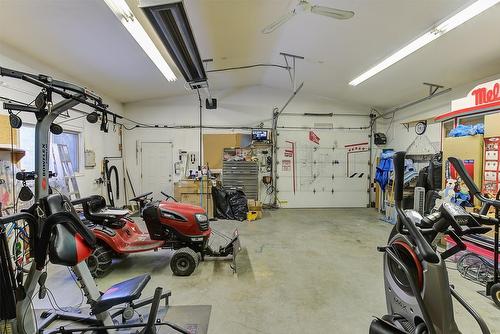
227, 190, 248, 221
212, 186, 234, 220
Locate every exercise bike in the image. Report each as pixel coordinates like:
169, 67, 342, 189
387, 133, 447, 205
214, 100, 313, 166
0, 66, 192, 334
370, 152, 492, 334
76, 190, 240, 277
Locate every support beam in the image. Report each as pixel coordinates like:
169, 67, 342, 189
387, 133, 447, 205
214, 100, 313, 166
271, 82, 304, 207
280, 52, 304, 91
374, 85, 452, 121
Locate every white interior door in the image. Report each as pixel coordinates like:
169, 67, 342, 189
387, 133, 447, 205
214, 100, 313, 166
141, 142, 173, 198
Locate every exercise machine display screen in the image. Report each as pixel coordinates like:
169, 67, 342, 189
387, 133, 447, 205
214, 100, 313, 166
252, 130, 268, 141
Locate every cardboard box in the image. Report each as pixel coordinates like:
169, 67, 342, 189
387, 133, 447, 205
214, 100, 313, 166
248, 199, 264, 211
174, 179, 213, 218
442, 135, 484, 206
203, 133, 245, 169
174, 178, 212, 193
485, 113, 500, 138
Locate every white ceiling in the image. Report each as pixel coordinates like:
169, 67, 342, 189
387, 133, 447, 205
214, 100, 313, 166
0, 0, 499, 109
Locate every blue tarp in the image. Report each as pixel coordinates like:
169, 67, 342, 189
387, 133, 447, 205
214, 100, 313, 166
375, 151, 394, 191
448, 123, 484, 137
375, 152, 418, 191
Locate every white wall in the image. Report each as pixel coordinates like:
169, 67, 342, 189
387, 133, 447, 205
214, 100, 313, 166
123, 85, 372, 208
0, 42, 126, 206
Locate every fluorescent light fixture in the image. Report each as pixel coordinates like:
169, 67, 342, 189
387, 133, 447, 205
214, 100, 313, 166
103, 0, 177, 82
349, 0, 500, 86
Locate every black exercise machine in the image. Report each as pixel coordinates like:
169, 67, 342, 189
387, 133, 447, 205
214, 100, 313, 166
370, 152, 491, 334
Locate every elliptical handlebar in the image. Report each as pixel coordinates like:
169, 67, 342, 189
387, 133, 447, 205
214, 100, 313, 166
392, 151, 405, 204
393, 151, 440, 263
397, 207, 440, 263
448, 157, 500, 209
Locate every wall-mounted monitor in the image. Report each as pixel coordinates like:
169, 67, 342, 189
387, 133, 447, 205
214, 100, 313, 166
252, 129, 269, 141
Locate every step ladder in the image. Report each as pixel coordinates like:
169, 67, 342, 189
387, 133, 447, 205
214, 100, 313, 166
55, 144, 81, 200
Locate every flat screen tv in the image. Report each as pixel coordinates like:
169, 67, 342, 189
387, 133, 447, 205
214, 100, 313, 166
252, 130, 268, 141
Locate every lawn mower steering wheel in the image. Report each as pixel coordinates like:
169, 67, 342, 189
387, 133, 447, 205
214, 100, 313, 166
161, 191, 178, 202
129, 192, 153, 202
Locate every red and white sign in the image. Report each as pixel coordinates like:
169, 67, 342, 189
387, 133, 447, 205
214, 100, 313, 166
282, 159, 291, 171
436, 78, 500, 121
483, 137, 500, 196
309, 131, 320, 144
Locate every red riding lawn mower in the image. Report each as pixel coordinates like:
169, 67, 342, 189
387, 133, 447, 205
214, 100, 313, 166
74, 191, 240, 277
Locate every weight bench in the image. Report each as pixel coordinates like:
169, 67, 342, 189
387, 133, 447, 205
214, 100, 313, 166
40, 273, 173, 333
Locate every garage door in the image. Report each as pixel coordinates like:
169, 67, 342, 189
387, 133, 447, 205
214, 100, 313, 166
276, 128, 370, 208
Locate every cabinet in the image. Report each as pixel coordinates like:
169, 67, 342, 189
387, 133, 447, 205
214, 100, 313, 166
222, 161, 258, 200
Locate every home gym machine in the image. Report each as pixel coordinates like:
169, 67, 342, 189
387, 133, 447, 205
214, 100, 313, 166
369, 152, 491, 334
0, 66, 190, 333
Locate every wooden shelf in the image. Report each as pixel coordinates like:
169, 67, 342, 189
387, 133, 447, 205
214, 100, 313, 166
0, 146, 26, 164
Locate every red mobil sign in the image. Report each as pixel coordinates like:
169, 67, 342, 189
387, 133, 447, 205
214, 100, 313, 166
309, 131, 320, 144
436, 78, 500, 121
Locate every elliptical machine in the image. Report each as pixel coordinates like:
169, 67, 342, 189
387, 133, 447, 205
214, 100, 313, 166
370, 152, 492, 334
0, 66, 190, 334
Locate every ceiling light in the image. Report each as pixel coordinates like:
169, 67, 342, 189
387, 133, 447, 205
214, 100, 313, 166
140, 1, 207, 85
349, 0, 500, 86
103, 0, 177, 82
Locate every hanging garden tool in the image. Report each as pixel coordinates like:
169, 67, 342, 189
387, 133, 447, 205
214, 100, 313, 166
102, 158, 119, 207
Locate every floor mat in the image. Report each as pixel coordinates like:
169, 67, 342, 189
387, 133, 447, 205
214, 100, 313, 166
164, 305, 211, 334
35, 305, 211, 334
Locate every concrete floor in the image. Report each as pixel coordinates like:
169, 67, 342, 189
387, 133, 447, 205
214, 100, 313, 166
38, 208, 500, 333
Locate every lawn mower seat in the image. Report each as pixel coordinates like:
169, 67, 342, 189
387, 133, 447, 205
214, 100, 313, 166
81, 195, 129, 228
92, 274, 151, 314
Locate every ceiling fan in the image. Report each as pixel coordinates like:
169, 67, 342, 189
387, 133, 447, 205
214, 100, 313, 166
262, 0, 354, 34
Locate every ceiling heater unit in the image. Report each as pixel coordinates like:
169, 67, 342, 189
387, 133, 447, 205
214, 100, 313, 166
140, 0, 217, 109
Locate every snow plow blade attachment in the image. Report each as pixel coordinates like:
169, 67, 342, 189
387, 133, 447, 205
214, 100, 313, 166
221, 229, 241, 273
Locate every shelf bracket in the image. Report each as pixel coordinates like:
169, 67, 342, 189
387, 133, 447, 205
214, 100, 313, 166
423, 82, 445, 96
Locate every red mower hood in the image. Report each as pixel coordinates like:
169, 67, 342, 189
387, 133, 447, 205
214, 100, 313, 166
159, 201, 207, 217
